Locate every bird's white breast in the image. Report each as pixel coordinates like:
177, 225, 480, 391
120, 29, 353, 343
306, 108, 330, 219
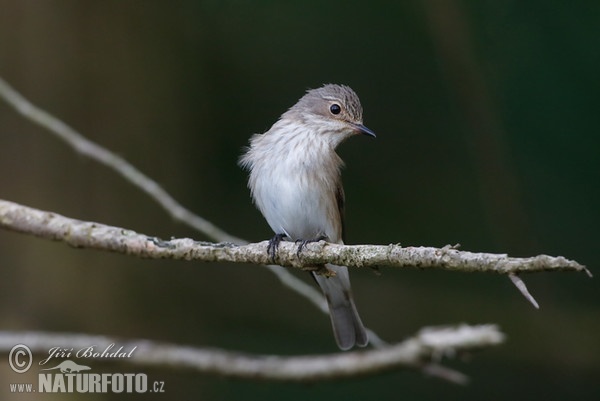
245, 121, 343, 242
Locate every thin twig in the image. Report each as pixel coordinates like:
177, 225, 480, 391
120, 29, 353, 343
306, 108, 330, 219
0, 325, 504, 382
508, 274, 540, 309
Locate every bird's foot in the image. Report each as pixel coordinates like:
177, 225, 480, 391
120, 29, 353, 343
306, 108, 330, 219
267, 233, 286, 263
295, 236, 327, 257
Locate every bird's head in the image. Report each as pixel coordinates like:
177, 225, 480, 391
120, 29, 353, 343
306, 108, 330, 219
284, 84, 375, 145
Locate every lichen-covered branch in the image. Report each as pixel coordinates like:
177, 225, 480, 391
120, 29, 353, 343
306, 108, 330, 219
0, 325, 504, 382
0, 199, 589, 277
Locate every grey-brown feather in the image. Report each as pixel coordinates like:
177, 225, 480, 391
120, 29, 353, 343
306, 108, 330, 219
240, 84, 369, 349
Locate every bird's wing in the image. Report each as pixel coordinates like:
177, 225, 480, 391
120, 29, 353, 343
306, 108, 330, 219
335, 182, 346, 244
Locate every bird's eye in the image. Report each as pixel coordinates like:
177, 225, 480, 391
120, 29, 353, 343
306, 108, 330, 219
329, 104, 341, 115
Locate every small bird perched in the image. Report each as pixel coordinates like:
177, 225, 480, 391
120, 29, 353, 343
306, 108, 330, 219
239, 84, 375, 350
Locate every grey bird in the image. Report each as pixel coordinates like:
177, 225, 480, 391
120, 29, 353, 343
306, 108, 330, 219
239, 84, 375, 350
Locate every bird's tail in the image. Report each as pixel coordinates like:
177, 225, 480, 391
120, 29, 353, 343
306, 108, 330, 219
312, 264, 368, 350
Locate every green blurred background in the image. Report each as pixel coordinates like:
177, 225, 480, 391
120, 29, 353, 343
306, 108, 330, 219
0, 1, 598, 400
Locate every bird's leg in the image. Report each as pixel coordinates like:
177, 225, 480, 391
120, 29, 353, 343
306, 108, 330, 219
295, 235, 327, 257
267, 233, 286, 263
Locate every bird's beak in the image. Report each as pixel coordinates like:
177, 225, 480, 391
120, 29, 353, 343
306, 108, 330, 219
352, 123, 376, 138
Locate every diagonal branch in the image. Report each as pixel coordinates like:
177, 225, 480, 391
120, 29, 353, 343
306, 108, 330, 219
0, 325, 504, 382
0, 76, 242, 245
0, 75, 333, 338
0, 199, 590, 277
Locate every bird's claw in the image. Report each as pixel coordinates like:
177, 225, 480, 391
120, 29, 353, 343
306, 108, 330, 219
267, 233, 285, 263
295, 236, 327, 257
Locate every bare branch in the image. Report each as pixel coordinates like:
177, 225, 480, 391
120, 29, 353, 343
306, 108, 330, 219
0, 199, 589, 277
0, 76, 242, 245
0, 325, 504, 382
